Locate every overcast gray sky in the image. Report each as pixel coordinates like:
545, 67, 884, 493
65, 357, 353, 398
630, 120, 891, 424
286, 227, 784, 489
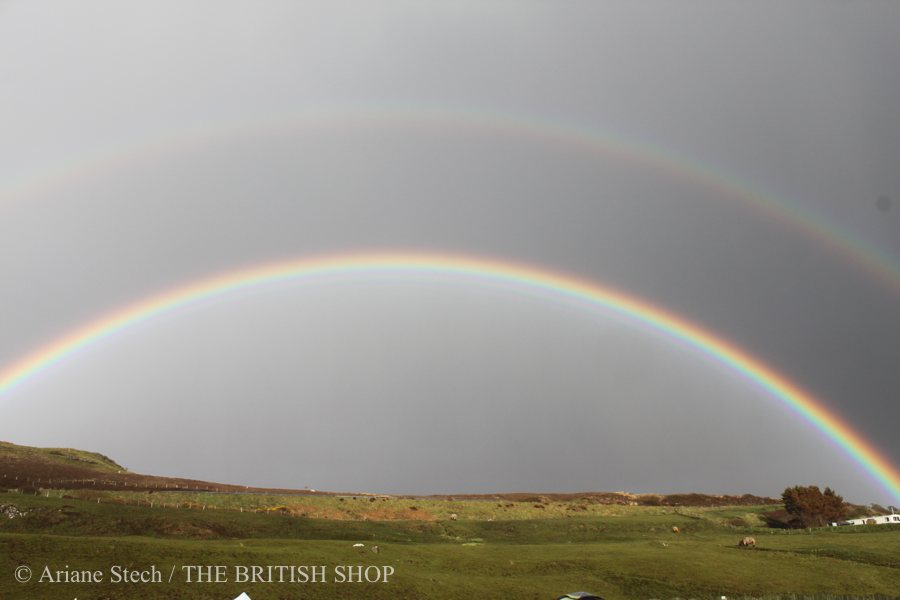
1, 1, 898, 504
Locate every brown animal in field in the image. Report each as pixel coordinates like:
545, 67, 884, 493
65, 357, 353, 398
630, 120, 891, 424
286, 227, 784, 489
738, 536, 756, 548
671, 526, 680, 534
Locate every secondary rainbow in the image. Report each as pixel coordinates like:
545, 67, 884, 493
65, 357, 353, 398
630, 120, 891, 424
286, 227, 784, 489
1, 251, 898, 501
4, 105, 900, 296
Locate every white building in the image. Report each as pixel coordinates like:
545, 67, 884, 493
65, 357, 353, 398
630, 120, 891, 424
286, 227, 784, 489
831, 512, 900, 526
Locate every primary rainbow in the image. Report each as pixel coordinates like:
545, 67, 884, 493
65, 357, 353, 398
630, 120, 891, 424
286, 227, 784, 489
1, 251, 898, 501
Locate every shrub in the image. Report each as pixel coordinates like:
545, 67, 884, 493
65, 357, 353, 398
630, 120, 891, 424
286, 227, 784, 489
781, 485, 847, 528
761, 508, 794, 528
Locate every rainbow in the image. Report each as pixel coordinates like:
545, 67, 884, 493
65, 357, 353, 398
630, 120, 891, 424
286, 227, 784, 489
0, 251, 898, 501
4, 105, 900, 297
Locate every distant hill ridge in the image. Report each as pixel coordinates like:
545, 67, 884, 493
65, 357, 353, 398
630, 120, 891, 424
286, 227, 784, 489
0, 440, 778, 505
0, 440, 320, 496
0, 440, 124, 472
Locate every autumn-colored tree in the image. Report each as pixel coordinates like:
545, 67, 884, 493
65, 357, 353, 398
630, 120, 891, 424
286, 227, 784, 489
781, 485, 847, 528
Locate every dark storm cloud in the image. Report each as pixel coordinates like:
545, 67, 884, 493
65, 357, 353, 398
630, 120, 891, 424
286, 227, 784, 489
1, 1, 898, 503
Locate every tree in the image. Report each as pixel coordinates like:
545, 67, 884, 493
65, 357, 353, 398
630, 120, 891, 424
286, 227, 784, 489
781, 485, 847, 528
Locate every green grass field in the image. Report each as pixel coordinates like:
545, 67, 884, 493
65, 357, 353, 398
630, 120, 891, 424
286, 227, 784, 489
1, 491, 898, 600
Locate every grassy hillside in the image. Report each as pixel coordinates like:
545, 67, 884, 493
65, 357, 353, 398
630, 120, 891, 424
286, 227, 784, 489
0, 440, 326, 494
0, 440, 124, 473
0, 440, 780, 503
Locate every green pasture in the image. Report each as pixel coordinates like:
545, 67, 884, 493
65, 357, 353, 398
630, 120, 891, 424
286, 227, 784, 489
0, 491, 897, 600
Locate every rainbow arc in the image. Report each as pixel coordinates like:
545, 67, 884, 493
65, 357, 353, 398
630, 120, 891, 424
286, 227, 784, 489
4, 106, 899, 295
0, 252, 897, 501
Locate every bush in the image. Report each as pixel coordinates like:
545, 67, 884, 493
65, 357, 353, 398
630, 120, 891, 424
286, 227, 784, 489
761, 508, 794, 529
781, 485, 847, 528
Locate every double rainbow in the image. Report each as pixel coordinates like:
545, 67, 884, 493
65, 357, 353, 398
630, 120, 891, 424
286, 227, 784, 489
1, 252, 897, 501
